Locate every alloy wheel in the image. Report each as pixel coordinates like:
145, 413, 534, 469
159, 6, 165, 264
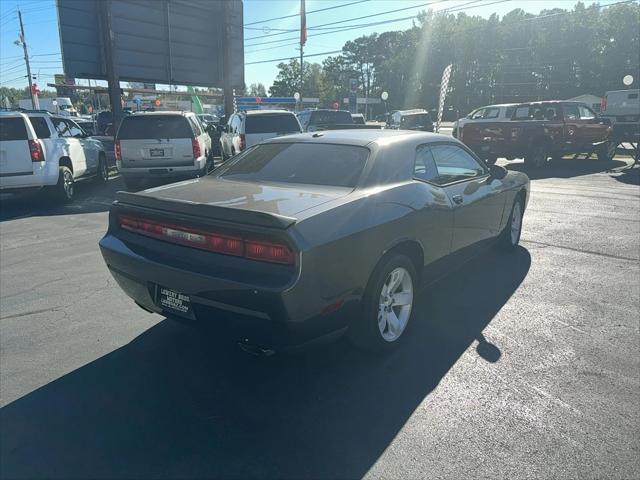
378, 267, 414, 342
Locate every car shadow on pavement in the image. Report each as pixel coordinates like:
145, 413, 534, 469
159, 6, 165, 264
0, 246, 530, 479
0, 175, 124, 222
610, 164, 640, 186
504, 157, 629, 180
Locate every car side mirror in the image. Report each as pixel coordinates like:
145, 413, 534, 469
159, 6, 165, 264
488, 164, 507, 180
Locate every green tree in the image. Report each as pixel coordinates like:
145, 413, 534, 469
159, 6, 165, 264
248, 82, 267, 96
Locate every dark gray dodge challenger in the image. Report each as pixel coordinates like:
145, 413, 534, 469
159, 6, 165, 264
99, 130, 529, 353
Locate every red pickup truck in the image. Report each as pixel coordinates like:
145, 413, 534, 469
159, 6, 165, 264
459, 101, 614, 167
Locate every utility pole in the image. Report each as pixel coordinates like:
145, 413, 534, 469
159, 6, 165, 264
299, 45, 304, 100
17, 9, 34, 109
98, 0, 123, 128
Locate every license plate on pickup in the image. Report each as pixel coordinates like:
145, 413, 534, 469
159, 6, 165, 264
157, 286, 192, 316
150, 148, 165, 157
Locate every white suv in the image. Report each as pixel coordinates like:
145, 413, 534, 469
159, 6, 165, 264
0, 111, 108, 202
115, 111, 213, 190
220, 110, 301, 160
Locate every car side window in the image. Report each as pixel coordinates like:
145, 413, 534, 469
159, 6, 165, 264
414, 145, 439, 183
28, 117, 52, 139
579, 105, 595, 120
52, 118, 72, 137
430, 144, 487, 185
470, 109, 484, 120
564, 104, 580, 121
484, 108, 500, 119
513, 106, 530, 120
188, 116, 202, 136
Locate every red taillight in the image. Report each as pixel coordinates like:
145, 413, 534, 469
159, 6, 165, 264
118, 214, 294, 264
28, 139, 44, 162
601, 96, 607, 112
115, 140, 121, 161
245, 239, 295, 265
239, 133, 246, 151
192, 138, 201, 158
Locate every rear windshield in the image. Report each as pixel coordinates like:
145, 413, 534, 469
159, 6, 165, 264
310, 111, 353, 126
245, 114, 300, 134
117, 115, 193, 140
401, 113, 432, 128
0, 117, 28, 141
219, 143, 369, 188
28, 116, 52, 138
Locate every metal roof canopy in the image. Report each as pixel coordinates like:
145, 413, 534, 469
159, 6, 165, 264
57, 0, 244, 88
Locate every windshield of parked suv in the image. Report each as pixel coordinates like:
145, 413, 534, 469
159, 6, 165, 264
401, 113, 432, 128
310, 110, 353, 126
0, 117, 28, 141
219, 143, 368, 187
117, 115, 193, 139
245, 114, 301, 134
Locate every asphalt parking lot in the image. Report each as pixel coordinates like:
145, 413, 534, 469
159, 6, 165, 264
1, 156, 638, 479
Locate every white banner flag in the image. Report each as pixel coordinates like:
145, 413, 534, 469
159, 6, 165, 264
436, 64, 452, 133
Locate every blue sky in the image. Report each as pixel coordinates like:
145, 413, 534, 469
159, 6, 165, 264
0, 0, 623, 92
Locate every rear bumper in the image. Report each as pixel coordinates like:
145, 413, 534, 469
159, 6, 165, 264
99, 233, 356, 350
117, 157, 207, 178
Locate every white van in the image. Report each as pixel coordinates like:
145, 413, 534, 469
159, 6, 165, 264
219, 110, 301, 159
115, 111, 213, 190
0, 112, 107, 202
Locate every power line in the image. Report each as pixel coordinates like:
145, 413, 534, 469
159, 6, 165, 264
245, 0, 372, 26
245, 0, 488, 48
0, 74, 29, 85
245, 0, 445, 41
246, 50, 343, 66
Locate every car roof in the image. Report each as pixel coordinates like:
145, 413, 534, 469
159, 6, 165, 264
261, 129, 452, 147
243, 109, 294, 116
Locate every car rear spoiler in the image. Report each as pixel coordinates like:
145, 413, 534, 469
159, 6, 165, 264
114, 191, 297, 229
314, 124, 384, 130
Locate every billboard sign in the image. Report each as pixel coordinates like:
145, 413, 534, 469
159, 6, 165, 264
57, 0, 244, 88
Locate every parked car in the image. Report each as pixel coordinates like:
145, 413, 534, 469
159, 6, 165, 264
296, 109, 354, 132
96, 110, 112, 135
197, 114, 219, 127
0, 112, 108, 202
75, 119, 96, 136
459, 101, 614, 167
219, 110, 301, 160
99, 130, 529, 354
389, 109, 434, 132
600, 89, 640, 143
115, 111, 213, 190
351, 113, 366, 125
452, 104, 516, 138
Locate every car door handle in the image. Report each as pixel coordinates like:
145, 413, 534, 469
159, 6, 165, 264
452, 194, 464, 205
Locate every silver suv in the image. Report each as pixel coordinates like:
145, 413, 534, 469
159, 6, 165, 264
115, 111, 213, 190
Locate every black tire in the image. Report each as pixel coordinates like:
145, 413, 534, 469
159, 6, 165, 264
348, 254, 417, 353
597, 140, 617, 162
96, 154, 109, 182
525, 143, 548, 168
498, 195, 524, 251
52, 166, 74, 203
123, 176, 142, 191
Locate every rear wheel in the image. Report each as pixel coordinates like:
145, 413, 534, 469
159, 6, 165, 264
525, 143, 548, 168
348, 254, 417, 353
96, 154, 109, 182
52, 166, 74, 203
597, 140, 617, 162
498, 196, 524, 251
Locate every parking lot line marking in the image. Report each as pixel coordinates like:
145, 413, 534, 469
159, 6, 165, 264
521, 239, 639, 262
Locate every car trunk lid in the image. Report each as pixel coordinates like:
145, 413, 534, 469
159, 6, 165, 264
120, 138, 194, 168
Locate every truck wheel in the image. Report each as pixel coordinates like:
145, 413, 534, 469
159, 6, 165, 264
96, 154, 109, 182
123, 177, 142, 191
52, 166, 75, 203
597, 140, 617, 162
525, 144, 548, 168
348, 254, 417, 353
